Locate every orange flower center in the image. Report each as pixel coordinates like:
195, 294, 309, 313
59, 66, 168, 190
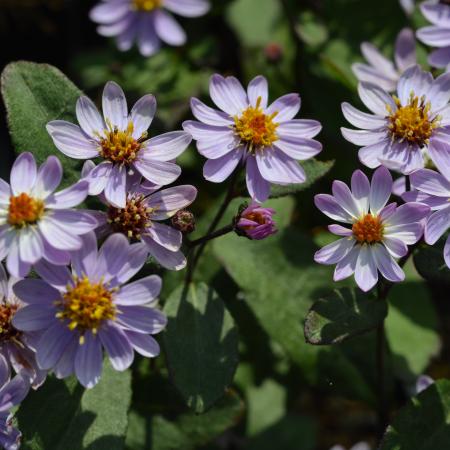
0, 304, 20, 342
99, 122, 146, 165
56, 276, 116, 335
8, 193, 44, 227
234, 97, 279, 151
107, 195, 153, 240
242, 211, 266, 229
352, 214, 384, 244
387, 93, 440, 147
132, 0, 162, 11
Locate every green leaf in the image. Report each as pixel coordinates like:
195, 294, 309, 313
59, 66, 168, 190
385, 282, 440, 383
18, 360, 131, 450
269, 159, 334, 198
380, 379, 450, 449
413, 238, 450, 285
1, 61, 84, 186
163, 283, 239, 413
304, 287, 388, 345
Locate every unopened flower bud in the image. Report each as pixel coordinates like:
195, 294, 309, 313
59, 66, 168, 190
171, 209, 196, 234
264, 42, 283, 63
236, 203, 277, 240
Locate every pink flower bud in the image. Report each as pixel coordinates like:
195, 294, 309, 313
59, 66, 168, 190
236, 203, 277, 240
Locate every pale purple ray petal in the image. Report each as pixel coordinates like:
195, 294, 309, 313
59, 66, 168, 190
402, 191, 448, 210
13, 279, 60, 304
428, 139, 450, 181
444, 235, 450, 268
49, 210, 98, 236
397, 66, 433, 105
352, 63, 396, 92
84, 161, 113, 196
385, 202, 430, 226
130, 94, 156, 139
38, 217, 83, 251
334, 246, 360, 281
380, 202, 399, 222
358, 82, 396, 116
76, 96, 105, 138
12, 305, 55, 332
203, 147, 243, 182
383, 222, 424, 245
314, 194, 353, 223
417, 25, 450, 47
115, 242, 148, 284
102, 81, 128, 131
189, 98, 233, 126
45, 180, 90, 209
369, 166, 393, 215
314, 238, 355, 265
425, 208, 450, 245
395, 28, 417, 72
246, 155, 270, 203
378, 142, 424, 175
255, 148, 305, 184
328, 224, 353, 236
71, 232, 98, 279
164, 0, 210, 17
75, 332, 103, 388
274, 135, 322, 160
276, 119, 322, 139
360, 42, 397, 79
6, 236, 31, 278
104, 164, 127, 208
89, 0, 130, 24
426, 71, 450, 109
354, 245, 378, 292
147, 222, 182, 251
18, 227, 43, 264
117, 15, 139, 52
146, 185, 197, 220
341, 128, 386, 146
383, 236, 408, 258
32, 156, 63, 199
125, 331, 160, 357
0, 179, 11, 205
10, 152, 37, 195
116, 306, 167, 334
141, 131, 191, 161
133, 158, 181, 186
372, 244, 405, 283
34, 259, 72, 290
420, 1, 450, 25
136, 14, 160, 57
46, 121, 100, 159
332, 180, 362, 218
428, 46, 450, 68
358, 138, 391, 169
99, 323, 134, 371
94, 233, 130, 282
97, 11, 135, 37
247, 75, 268, 108
0, 265, 7, 300
0, 356, 9, 387
0, 227, 15, 262
115, 275, 162, 306
154, 10, 186, 45
196, 132, 238, 160
209, 74, 248, 116
53, 338, 78, 379
143, 237, 186, 270
266, 94, 301, 122
36, 323, 75, 370
0, 374, 29, 412
351, 169, 370, 215
341, 102, 387, 130
183, 119, 231, 141
410, 168, 450, 196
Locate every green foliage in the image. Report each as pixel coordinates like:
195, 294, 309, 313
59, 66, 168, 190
163, 283, 239, 413
414, 239, 450, 285
304, 287, 388, 345
1, 61, 83, 186
380, 380, 450, 449
17, 361, 131, 450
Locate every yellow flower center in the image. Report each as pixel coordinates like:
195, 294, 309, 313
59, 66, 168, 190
132, 0, 162, 12
56, 276, 116, 334
99, 122, 146, 165
0, 304, 20, 342
387, 93, 440, 147
107, 194, 153, 240
8, 193, 44, 227
352, 214, 384, 244
234, 97, 279, 151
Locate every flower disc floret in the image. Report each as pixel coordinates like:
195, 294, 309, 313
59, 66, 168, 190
352, 214, 384, 244
387, 93, 440, 147
7, 193, 44, 228
132, 0, 162, 11
57, 276, 116, 333
234, 97, 279, 151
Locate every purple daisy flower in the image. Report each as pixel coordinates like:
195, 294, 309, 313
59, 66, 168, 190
89, 0, 210, 57
12, 232, 167, 388
0, 355, 30, 450
46, 81, 192, 209
236, 203, 277, 240
0, 264, 46, 389
183, 74, 323, 203
352, 28, 416, 92
403, 168, 450, 268
314, 167, 430, 292
417, 0, 450, 69
342, 65, 450, 175
0, 152, 96, 278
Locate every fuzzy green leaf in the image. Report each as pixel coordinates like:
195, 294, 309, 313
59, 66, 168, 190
413, 238, 450, 285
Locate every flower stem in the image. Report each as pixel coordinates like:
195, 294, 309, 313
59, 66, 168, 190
188, 224, 235, 247
376, 285, 388, 440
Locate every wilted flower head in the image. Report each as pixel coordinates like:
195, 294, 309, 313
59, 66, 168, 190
0, 152, 95, 277
184, 74, 323, 203
90, 0, 210, 57
417, 0, 450, 69
342, 66, 450, 175
236, 203, 277, 240
171, 210, 196, 234
12, 232, 167, 388
352, 28, 416, 92
0, 264, 45, 389
403, 168, 450, 268
314, 167, 430, 292
0, 354, 30, 450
